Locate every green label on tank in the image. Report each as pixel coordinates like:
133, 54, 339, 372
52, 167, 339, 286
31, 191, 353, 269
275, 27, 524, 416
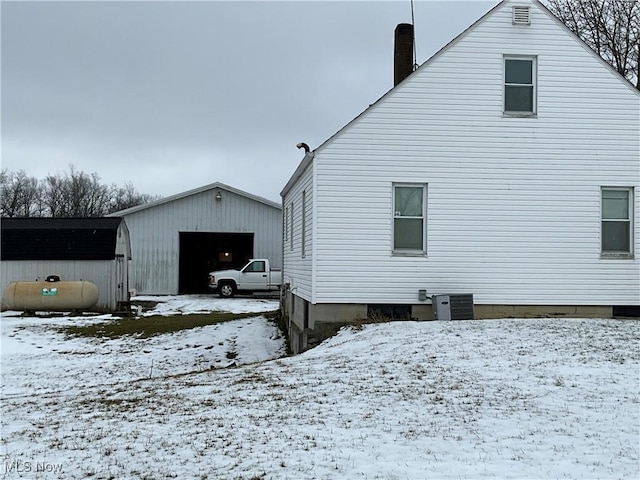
42, 288, 58, 296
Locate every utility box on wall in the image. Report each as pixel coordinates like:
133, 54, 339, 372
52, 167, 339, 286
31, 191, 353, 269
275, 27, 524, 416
433, 294, 474, 321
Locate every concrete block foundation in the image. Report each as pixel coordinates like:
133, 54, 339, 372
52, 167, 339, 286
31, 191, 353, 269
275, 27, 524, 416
282, 291, 616, 353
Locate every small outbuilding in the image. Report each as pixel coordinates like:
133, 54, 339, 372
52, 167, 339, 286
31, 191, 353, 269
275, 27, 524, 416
109, 182, 282, 295
1, 217, 131, 312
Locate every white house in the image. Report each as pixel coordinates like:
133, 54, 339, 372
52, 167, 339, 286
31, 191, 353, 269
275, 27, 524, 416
281, 0, 640, 352
110, 182, 282, 295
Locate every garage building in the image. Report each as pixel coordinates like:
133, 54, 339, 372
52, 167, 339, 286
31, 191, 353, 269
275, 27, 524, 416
110, 182, 282, 295
1, 217, 131, 312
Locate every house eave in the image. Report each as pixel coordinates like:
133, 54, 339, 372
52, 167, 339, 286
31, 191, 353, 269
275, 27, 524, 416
281, 152, 315, 199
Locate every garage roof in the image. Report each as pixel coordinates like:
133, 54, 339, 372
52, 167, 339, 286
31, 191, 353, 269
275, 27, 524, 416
108, 182, 281, 217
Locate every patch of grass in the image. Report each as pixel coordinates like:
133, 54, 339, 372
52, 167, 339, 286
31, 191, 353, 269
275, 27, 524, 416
96, 397, 147, 412
234, 372, 270, 385
60, 311, 276, 339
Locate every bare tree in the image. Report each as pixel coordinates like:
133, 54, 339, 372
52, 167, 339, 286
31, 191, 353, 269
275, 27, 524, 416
545, 0, 639, 90
108, 182, 159, 214
2, 166, 159, 218
0, 168, 42, 217
41, 174, 64, 217
42, 166, 112, 217
68, 168, 112, 217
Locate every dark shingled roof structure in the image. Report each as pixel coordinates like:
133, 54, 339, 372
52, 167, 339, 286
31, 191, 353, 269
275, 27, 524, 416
1, 217, 124, 261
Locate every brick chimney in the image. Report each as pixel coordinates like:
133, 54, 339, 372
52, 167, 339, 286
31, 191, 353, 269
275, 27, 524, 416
394, 23, 414, 86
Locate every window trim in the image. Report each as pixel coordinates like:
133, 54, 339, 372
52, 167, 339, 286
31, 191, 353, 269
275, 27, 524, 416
289, 201, 294, 251
284, 206, 288, 243
392, 183, 427, 256
601, 186, 634, 259
301, 190, 306, 258
503, 55, 537, 117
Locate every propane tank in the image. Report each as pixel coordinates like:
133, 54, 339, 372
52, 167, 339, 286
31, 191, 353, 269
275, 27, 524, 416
3, 277, 99, 312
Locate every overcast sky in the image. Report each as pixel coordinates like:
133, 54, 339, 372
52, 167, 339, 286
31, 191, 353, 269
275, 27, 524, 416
2, 1, 496, 203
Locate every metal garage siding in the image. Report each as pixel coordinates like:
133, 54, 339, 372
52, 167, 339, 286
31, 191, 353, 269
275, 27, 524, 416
122, 186, 282, 295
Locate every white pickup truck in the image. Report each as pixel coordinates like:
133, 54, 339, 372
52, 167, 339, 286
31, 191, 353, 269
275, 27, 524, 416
208, 259, 283, 298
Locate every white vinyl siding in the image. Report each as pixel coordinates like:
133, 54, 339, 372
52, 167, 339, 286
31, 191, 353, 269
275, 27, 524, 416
283, 163, 314, 302
303, 0, 639, 306
601, 187, 634, 257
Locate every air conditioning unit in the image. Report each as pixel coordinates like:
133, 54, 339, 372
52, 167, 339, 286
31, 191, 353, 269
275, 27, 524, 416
432, 294, 474, 321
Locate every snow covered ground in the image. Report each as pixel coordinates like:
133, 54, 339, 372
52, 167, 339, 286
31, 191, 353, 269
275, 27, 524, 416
1, 296, 639, 479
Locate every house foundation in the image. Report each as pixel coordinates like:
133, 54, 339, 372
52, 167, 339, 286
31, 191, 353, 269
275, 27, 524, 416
283, 291, 616, 354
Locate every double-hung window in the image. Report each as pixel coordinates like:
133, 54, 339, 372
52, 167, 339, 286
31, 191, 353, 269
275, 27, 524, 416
504, 56, 536, 115
393, 183, 426, 253
601, 187, 634, 257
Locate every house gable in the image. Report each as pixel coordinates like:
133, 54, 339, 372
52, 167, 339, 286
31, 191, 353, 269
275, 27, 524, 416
281, 0, 638, 176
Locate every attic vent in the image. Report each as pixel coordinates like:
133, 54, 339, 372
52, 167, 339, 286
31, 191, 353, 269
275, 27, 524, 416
512, 5, 531, 25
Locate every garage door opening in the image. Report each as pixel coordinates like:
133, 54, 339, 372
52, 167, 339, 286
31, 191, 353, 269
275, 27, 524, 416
178, 232, 253, 294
